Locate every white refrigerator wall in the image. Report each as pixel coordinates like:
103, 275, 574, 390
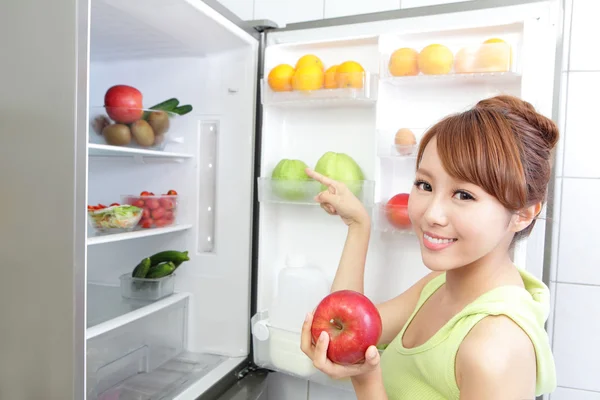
547, 1, 600, 399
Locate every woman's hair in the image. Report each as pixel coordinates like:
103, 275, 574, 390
416, 95, 559, 241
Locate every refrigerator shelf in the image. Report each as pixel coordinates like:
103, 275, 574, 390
381, 71, 521, 86
251, 311, 354, 392
261, 73, 379, 108
372, 202, 416, 236
257, 177, 376, 207
87, 224, 193, 246
88, 143, 193, 161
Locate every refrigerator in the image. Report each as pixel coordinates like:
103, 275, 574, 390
0, 0, 562, 398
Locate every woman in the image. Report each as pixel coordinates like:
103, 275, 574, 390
300, 95, 558, 399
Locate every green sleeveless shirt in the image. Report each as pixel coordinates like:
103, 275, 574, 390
379, 268, 556, 399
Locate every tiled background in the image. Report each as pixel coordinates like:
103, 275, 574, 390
215, 0, 599, 398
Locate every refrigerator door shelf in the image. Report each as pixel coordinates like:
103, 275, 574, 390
261, 73, 379, 108
257, 177, 376, 207
250, 311, 353, 392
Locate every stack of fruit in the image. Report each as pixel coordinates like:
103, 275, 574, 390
122, 189, 178, 229
92, 84, 193, 149
388, 38, 512, 77
267, 54, 366, 92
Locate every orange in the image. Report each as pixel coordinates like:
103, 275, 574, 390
388, 48, 419, 76
292, 65, 324, 91
336, 61, 365, 89
295, 54, 324, 72
474, 38, 512, 72
324, 65, 338, 89
267, 64, 295, 92
417, 44, 454, 75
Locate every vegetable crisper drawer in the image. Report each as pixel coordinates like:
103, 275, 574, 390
87, 296, 189, 399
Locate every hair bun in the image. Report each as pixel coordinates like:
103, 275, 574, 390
475, 95, 559, 149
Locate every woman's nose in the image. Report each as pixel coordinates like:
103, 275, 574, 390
423, 196, 449, 227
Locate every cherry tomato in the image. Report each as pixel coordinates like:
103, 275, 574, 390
98, 204, 107, 209
151, 207, 165, 220
133, 199, 145, 208
110, 203, 120, 207
149, 192, 155, 196
159, 197, 174, 210
164, 211, 174, 222
140, 191, 151, 196
167, 190, 178, 195
139, 218, 153, 229
154, 218, 169, 227
142, 208, 150, 219
147, 199, 160, 210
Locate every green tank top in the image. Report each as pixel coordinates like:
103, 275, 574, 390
379, 267, 556, 399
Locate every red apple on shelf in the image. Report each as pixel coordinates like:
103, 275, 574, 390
311, 290, 382, 366
104, 84, 144, 124
385, 193, 411, 229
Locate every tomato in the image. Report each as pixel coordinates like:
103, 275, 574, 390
140, 191, 151, 196
142, 208, 150, 219
87, 205, 95, 211
149, 192, 155, 196
151, 207, 165, 220
159, 197, 174, 210
154, 218, 170, 228
104, 85, 143, 124
110, 203, 120, 207
133, 199, 145, 208
167, 190, 178, 195
139, 218, 153, 229
164, 211, 174, 222
147, 199, 160, 210
385, 193, 411, 229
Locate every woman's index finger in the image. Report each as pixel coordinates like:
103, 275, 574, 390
305, 168, 335, 186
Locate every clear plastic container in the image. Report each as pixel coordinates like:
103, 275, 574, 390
269, 254, 330, 332
261, 73, 379, 107
121, 194, 178, 229
373, 201, 415, 235
87, 205, 143, 234
257, 177, 376, 207
119, 273, 176, 301
89, 106, 181, 151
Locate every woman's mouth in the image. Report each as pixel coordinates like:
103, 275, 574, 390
423, 232, 457, 251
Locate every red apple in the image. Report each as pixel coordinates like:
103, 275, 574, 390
311, 290, 382, 366
104, 84, 143, 124
385, 193, 411, 229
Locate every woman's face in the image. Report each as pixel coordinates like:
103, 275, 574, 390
408, 137, 516, 272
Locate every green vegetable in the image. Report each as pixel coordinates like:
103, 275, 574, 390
314, 151, 365, 197
271, 159, 311, 201
172, 105, 193, 116
132, 257, 151, 278
88, 205, 142, 230
148, 250, 190, 268
142, 98, 179, 120
146, 262, 176, 279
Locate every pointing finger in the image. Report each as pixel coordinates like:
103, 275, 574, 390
305, 168, 336, 187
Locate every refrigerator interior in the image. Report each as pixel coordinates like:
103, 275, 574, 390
251, 1, 557, 394
85, 0, 257, 398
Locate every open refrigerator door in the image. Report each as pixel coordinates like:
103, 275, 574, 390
84, 0, 261, 398
250, 0, 559, 396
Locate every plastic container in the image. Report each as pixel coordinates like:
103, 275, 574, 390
269, 254, 329, 332
87, 205, 143, 234
119, 273, 176, 301
89, 106, 181, 151
121, 194, 178, 229
373, 201, 414, 235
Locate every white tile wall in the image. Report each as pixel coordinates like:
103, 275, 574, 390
549, 178, 563, 283
557, 178, 600, 285
254, 0, 324, 25
562, 72, 600, 178
552, 387, 600, 400
568, 0, 600, 71
552, 283, 600, 392
324, 0, 399, 19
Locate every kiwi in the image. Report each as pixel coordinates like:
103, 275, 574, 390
130, 120, 155, 147
147, 111, 170, 136
102, 124, 132, 146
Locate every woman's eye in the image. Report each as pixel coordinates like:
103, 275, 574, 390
415, 180, 432, 191
453, 191, 474, 201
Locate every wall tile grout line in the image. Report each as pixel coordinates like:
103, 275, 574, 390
557, 385, 600, 393
553, 280, 600, 288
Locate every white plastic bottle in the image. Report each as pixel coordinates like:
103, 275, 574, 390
269, 254, 330, 333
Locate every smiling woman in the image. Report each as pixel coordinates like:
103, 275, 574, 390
299, 94, 559, 400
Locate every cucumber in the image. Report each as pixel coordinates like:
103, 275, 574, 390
132, 257, 151, 278
172, 105, 193, 116
142, 98, 179, 120
148, 250, 190, 267
146, 262, 176, 279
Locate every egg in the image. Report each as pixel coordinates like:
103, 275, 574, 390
394, 128, 417, 155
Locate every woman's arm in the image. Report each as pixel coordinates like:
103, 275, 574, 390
351, 366, 389, 400
456, 315, 537, 400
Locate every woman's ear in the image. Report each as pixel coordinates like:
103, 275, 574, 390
511, 202, 542, 233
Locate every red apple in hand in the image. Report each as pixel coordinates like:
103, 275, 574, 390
385, 193, 411, 229
311, 290, 383, 366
